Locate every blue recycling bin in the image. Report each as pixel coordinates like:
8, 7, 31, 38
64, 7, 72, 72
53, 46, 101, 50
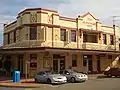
13, 71, 20, 82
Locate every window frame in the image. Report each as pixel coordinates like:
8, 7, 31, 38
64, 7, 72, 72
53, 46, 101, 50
110, 35, 114, 45
13, 30, 16, 43
30, 26, 37, 40
103, 34, 107, 44
71, 30, 76, 42
60, 29, 66, 41
30, 54, 37, 68
8, 33, 10, 44
83, 33, 87, 42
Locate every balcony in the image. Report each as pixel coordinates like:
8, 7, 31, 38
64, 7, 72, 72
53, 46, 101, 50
2, 40, 115, 51
82, 43, 115, 51
3, 40, 44, 49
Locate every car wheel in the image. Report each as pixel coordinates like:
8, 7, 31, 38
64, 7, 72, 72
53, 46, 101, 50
70, 77, 76, 83
35, 78, 38, 83
47, 79, 51, 84
107, 74, 112, 77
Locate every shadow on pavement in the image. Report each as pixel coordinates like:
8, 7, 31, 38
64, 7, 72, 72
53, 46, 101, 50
97, 75, 120, 79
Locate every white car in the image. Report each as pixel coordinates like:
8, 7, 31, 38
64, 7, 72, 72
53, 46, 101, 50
35, 71, 67, 84
59, 69, 88, 83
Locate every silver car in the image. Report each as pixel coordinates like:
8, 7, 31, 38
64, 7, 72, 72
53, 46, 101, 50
59, 69, 88, 83
35, 71, 67, 84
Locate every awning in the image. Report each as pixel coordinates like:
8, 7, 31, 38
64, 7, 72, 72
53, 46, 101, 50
80, 28, 102, 33
0, 47, 120, 55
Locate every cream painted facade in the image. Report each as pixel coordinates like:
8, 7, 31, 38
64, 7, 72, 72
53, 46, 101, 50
1, 8, 120, 77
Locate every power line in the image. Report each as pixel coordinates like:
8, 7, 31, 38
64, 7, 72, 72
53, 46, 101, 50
112, 16, 120, 25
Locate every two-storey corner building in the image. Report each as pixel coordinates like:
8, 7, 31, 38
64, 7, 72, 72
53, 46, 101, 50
0, 8, 120, 77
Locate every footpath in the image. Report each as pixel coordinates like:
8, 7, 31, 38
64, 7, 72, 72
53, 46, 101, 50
0, 74, 105, 88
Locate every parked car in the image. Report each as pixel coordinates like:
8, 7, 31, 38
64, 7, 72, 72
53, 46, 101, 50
104, 68, 120, 77
59, 69, 88, 83
34, 71, 67, 84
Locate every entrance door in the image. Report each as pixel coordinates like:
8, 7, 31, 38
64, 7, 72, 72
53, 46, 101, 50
96, 55, 101, 73
53, 60, 58, 73
87, 55, 93, 73
18, 55, 24, 74
97, 60, 101, 72
88, 59, 93, 73
53, 58, 65, 73
60, 59, 65, 71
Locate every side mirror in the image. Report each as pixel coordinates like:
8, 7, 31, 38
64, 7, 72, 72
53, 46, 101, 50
66, 73, 70, 75
43, 74, 46, 76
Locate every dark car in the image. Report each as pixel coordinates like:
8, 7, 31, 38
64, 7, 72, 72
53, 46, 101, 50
104, 68, 120, 77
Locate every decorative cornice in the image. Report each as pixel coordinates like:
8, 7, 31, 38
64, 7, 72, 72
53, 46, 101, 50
18, 8, 58, 16
5, 20, 17, 28
60, 16, 76, 22
60, 26, 77, 30
102, 25, 113, 28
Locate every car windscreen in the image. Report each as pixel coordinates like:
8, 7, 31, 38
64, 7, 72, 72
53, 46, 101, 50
45, 71, 59, 74
45, 71, 52, 74
67, 69, 76, 73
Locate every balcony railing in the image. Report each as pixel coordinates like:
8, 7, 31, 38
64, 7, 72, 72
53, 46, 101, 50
82, 43, 115, 51
2, 40, 116, 51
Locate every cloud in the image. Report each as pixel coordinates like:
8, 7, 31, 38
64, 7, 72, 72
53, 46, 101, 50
57, 0, 120, 24
0, 31, 3, 45
0, 0, 120, 45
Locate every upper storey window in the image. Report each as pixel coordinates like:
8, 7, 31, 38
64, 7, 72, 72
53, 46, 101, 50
71, 30, 76, 42
13, 31, 16, 43
83, 33, 98, 43
60, 29, 66, 41
110, 35, 114, 45
30, 26, 37, 40
103, 34, 107, 44
8, 33, 10, 44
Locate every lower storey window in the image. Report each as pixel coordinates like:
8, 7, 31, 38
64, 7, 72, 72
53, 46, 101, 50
72, 54, 77, 67
30, 54, 37, 68
83, 55, 87, 66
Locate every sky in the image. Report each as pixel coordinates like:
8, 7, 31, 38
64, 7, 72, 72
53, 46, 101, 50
0, 0, 120, 45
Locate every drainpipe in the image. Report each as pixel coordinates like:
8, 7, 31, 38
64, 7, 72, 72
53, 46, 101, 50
52, 14, 54, 47
76, 18, 79, 49
113, 25, 116, 50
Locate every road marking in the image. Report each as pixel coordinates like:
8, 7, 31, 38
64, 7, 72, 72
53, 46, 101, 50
24, 88, 33, 90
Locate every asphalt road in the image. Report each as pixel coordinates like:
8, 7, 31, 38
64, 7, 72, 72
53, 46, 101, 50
1, 78, 120, 90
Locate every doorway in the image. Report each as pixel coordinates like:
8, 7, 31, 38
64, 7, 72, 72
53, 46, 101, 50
88, 60, 93, 73
53, 54, 65, 73
96, 55, 101, 73
84, 55, 93, 73
4, 56, 12, 76
18, 55, 24, 75
53, 59, 65, 73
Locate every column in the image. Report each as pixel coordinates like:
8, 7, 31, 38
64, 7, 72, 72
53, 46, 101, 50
92, 54, 97, 73
65, 53, 72, 69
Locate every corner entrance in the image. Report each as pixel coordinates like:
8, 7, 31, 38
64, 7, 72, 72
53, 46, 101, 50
17, 55, 24, 76
96, 55, 101, 73
53, 54, 65, 73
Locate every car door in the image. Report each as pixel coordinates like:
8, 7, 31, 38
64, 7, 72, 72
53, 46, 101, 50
64, 70, 71, 81
118, 69, 120, 76
112, 68, 119, 76
37, 72, 45, 82
116, 68, 120, 76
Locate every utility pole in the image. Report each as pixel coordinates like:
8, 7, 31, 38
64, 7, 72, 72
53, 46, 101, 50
113, 16, 116, 50
112, 16, 120, 50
